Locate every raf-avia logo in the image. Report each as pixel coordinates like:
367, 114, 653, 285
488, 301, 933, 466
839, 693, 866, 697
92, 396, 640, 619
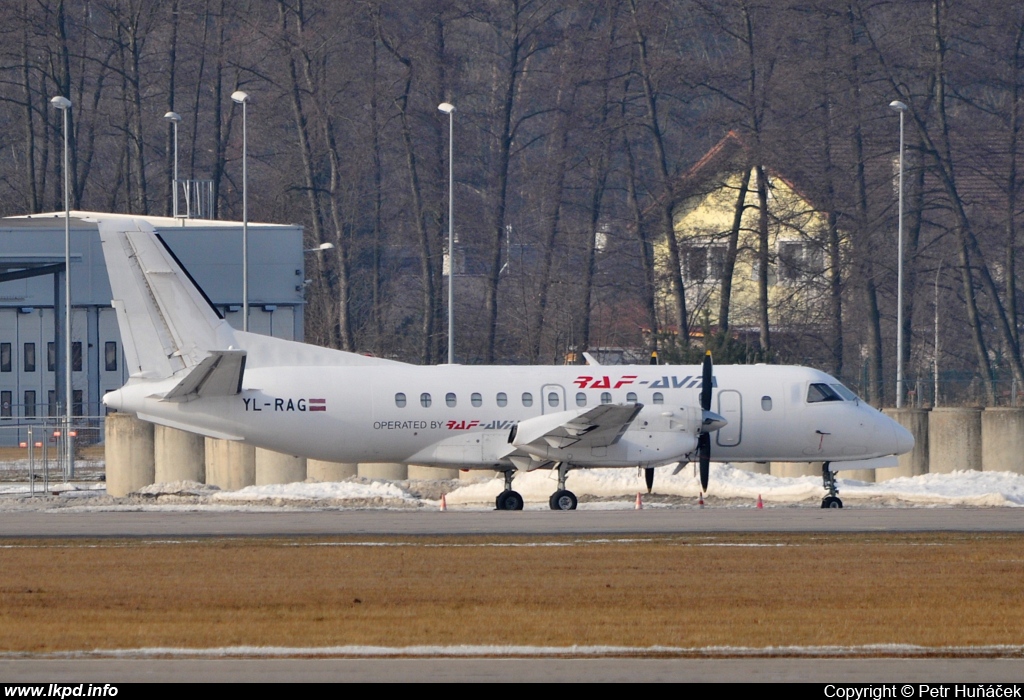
242, 397, 327, 412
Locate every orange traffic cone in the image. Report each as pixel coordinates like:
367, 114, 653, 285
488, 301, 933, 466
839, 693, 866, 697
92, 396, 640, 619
756, 494, 763, 509
440, 493, 447, 511
635, 492, 643, 510
698, 493, 705, 509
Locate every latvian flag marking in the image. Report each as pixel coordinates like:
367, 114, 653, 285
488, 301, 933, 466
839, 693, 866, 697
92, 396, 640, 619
309, 398, 327, 412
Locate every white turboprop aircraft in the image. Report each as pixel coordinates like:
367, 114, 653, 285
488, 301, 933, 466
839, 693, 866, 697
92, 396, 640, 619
97, 219, 913, 510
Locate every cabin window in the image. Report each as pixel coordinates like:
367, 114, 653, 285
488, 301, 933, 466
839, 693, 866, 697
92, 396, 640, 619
601, 392, 611, 405
522, 392, 533, 407
626, 392, 637, 403
395, 393, 407, 408
446, 392, 457, 407
576, 392, 587, 407
761, 396, 773, 411
652, 392, 664, 405
471, 392, 482, 407
807, 383, 842, 403
420, 392, 432, 408
547, 392, 559, 408
496, 392, 508, 407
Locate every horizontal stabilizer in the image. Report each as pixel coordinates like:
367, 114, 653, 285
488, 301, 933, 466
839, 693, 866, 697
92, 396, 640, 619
162, 350, 246, 401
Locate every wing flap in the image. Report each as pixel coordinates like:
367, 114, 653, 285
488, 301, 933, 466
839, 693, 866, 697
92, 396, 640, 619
511, 403, 644, 454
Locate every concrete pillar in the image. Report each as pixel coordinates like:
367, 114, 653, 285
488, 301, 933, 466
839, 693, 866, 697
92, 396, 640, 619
770, 461, 821, 479
358, 462, 407, 480
408, 465, 459, 480
878, 408, 930, 481
104, 413, 155, 497
204, 438, 256, 490
255, 448, 306, 485
730, 462, 771, 474
981, 407, 1024, 474
307, 459, 358, 482
928, 407, 982, 474
154, 426, 205, 484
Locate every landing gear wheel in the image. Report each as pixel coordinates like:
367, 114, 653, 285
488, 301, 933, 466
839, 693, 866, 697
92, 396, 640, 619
821, 496, 843, 509
549, 489, 578, 511
496, 490, 524, 511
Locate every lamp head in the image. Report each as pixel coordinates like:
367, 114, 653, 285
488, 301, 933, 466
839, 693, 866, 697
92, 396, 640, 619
50, 96, 71, 110
164, 111, 182, 122
889, 100, 908, 112
438, 102, 455, 114
231, 91, 250, 104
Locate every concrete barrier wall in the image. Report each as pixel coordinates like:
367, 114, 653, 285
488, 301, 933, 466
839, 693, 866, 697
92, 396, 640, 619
205, 439, 256, 490
105, 413, 155, 497
770, 462, 821, 479
981, 408, 1024, 474
877, 408, 929, 481
255, 448, 306, 485
928, 407, 982, 473
307, 459, 358, 482
408, 465, 459, 480
154, 426, 205, 484
358, 462, 407, 480
731, 462, 771, 475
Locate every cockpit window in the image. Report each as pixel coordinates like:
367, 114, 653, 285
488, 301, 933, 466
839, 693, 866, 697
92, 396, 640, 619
807, 383, 843, 403
830, 383, 858, 401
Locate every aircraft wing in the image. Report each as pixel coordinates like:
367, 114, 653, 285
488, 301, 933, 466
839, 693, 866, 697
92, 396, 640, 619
510, 403, 644, 453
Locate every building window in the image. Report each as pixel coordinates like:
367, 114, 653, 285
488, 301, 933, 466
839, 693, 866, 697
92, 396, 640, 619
653, 392, 664, 405
1, 391, 10, 419
47, 342, 55, 371
576, 392, 587, 407
72, 342, 82, 372
47, 390, 56, 417
446, 392, 457, 408
105, 342, 118, 372
471, 393, 482, 407
420, 393, 432, 408
73, 390, 83, 417
395, 392, 407, 408
0, 343, 10, 372
25, 343, 36, 373
522, 392, 533, 407
24, 390, 35, 418
496, 392, 507, 407
684, 244, 727, 282
778, 241, 823, 283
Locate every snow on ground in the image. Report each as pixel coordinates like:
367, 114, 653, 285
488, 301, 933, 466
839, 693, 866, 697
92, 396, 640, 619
1, 462, 1024, 510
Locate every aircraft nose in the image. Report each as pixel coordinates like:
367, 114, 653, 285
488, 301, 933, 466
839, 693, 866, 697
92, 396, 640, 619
891, 420, 915, 455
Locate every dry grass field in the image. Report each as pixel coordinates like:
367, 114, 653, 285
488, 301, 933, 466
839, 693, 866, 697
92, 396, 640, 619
0, 532, 1022, 652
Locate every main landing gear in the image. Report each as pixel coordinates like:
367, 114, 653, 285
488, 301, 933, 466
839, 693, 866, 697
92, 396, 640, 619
548, 463, 577, 511
821, 461, 843, 509
495, 469, 524, 510
494, 464, 579, 511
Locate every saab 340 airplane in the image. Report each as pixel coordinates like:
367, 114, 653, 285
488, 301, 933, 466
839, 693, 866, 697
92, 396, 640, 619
97, 219, 913, 510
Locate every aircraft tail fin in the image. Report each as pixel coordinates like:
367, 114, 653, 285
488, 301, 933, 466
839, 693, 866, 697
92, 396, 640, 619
96, 219, 236, 381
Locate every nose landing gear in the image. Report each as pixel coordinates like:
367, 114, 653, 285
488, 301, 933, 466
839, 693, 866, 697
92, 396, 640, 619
821, 462, 843, 509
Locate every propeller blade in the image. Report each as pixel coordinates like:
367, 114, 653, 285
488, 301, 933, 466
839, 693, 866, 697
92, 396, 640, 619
701, 351, 713, 412
644, 467, 654, 493
698, 432, 710, 492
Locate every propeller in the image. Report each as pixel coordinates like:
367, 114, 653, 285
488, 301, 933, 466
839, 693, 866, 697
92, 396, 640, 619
696, 350, 730, 493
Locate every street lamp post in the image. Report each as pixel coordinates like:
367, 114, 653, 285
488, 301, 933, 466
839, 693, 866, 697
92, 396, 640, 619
50, 95, 72, 478
438, 102, 455, 364
231, 91, 250, 331
164, 111, 182, 217
890, 100, 908, 408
